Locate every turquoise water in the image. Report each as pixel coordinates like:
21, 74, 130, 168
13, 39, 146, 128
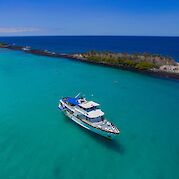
0, 48, 179, 179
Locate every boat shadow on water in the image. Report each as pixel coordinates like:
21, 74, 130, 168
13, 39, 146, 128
63, 115, 125, 155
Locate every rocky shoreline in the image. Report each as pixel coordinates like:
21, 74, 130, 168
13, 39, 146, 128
0, 43, 179, 80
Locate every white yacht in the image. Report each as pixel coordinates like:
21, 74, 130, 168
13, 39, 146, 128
22, 46, 31, 51
58, 95, 120, 139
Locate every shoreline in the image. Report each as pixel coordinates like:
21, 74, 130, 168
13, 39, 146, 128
0, 43, 179, 80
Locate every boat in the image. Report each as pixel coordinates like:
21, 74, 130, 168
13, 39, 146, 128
58, 95, 120, 139
22, 46, 31, 51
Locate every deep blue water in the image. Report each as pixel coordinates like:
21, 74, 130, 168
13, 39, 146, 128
0, 36, 179, 61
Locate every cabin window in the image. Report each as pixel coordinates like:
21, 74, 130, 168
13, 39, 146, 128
91, 116, 102, 122
86, 106, 99, 112
66, 108, 73, 114
77, 114, 86, 120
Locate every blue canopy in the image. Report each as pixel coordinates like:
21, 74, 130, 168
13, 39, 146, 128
65, 97, 79, 106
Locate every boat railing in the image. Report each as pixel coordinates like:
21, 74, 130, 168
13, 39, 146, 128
74, 106, 88, 115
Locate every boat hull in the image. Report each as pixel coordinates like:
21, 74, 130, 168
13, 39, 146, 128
60, 108, 116, 139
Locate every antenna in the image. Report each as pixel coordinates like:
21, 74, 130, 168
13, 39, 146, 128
75, 93, 81, 98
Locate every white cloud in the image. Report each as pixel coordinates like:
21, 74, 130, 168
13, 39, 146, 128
0, 27, 40, 33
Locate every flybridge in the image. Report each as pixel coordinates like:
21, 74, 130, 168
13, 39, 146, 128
63, 97, 80, 106
79, 101, 99, 109
63, 97, 100, 109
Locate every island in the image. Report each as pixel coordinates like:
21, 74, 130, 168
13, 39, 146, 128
0, 42, 179, 79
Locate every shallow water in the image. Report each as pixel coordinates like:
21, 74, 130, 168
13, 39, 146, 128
0, 48, 179, 179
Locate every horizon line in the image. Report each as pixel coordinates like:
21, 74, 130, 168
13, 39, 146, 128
0, 35, 179, 38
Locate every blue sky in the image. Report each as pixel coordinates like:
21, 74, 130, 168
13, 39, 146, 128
0, 0, 179, 36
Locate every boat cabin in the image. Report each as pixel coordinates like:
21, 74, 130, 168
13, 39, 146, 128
62, 97, 105, 122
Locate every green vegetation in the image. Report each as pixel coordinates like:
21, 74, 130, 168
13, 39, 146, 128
81, 51, 176, 70
135, 61, 155, 70
0, 42, 8, 47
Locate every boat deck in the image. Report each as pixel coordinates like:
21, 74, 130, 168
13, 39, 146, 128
92, 120, 119, 133
79, 117, 119, 134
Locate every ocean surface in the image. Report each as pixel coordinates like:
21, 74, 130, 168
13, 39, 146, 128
0, 36, 179, 179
